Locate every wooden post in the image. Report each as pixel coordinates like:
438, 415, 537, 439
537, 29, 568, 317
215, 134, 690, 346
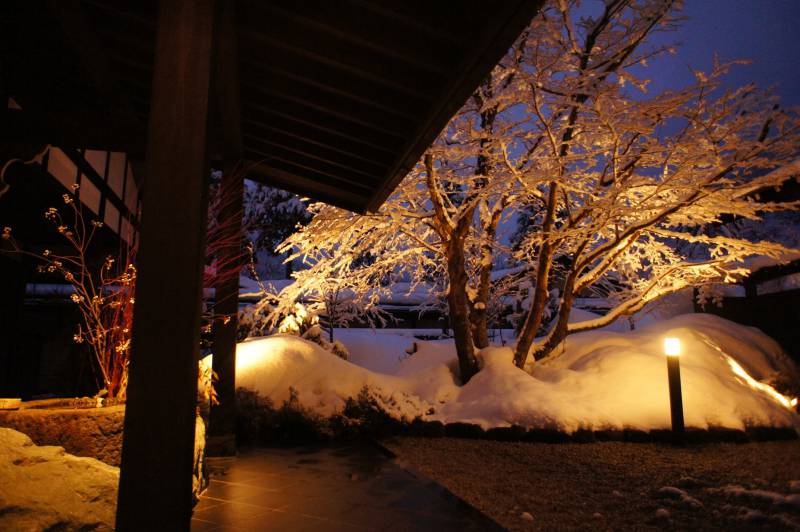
207, 0, 243, 457
666, 355, 685, 442
0, 255, 26, 396
208, 165, 243, 456
116, 1, 215, 530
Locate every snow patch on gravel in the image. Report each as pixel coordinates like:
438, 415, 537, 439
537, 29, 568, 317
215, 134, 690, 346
657, 486, 703, 509
708, 485, 800, 510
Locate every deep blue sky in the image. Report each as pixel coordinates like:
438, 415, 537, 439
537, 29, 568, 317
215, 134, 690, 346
644, 0, 800, 106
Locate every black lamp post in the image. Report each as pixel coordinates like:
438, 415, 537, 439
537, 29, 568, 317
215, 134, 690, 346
663, 337, 685, 441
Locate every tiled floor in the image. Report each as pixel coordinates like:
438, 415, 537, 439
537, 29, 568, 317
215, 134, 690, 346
191, 443, 502, 531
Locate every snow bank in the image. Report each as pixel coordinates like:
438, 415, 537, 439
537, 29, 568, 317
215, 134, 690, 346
235, 334, 451, 417
0, 428, 118, 530
332, 328, 433, 374
234, 314, 799, 432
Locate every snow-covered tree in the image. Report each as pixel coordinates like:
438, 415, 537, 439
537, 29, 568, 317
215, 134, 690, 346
507, 0, 800, 365
271, 239, 391, 343
262, 0, 800, 382
275, 66, 526, 382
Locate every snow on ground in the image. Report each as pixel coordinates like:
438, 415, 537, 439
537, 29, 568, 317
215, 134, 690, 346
0, 428, 118, 530
332, 328, 442, 374
233, 313, 800, 432
706, 484, 800, 510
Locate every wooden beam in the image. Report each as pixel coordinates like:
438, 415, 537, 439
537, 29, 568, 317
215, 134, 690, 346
364, 0, 545, 211
243, 134, 385, 180
240, 28, 432, 100
241, 82, 411, 139
49, 0, 142, 128
241, 60, 418, 120
0, 108, 146, 155
244, 159, 368, 212
256, 1, 456, 75
116, 0, 215, 529
244, 103, 399, 155
208, 0, 242, 161
239, 43, 432, 108
244, 147, 376, 193
82, 0, 156, 30
348, 0, 470, 47
93, 21, 156, 56
244, 119, 392, 168
107, 53, 154, 76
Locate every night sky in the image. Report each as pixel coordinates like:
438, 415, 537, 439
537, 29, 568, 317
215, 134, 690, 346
644, 0, 800, 106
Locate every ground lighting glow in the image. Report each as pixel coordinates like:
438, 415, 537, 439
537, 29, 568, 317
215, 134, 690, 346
696, 333, 799, 410
663, 337, 681, 357
725, 356, 799, 409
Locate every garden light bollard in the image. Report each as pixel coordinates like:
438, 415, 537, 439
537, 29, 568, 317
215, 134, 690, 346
663, 337, 685, 441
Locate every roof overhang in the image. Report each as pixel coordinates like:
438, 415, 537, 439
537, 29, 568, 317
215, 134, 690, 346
2, 0, 543, 212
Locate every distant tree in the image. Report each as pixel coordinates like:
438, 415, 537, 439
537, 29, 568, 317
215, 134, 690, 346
243, 181, 311, 278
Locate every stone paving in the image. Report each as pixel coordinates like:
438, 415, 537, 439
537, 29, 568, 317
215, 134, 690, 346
191, 443, 502, 531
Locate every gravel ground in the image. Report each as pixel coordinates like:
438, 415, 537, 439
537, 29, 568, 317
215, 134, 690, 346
384, 437, 800, 531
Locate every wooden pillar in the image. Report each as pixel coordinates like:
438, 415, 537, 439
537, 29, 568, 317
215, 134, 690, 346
116, 1, 216, 530
208, 166, 243, 456
207, 0, 243, 456
0, 255, 26, 396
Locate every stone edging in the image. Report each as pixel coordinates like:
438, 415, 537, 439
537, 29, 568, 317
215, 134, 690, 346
401, 419, 798, 444
0, 405, 126, 466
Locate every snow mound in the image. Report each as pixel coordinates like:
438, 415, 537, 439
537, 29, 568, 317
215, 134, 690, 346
235, 334, 453, 417
235, 314, 799, 432
0, 427, 118, 531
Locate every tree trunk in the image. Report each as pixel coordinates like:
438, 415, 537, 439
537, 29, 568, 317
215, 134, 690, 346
423, 152, 479, 383
325, 295, 335, 343
537, 271, 577, 360
468, 91, 497, 350
514, 182, 559, 367
469, 260, 491, 349
469, 302, 490, 349
446, 242, 479, 383
469, 201, 503, 349
513, 241, 556, 367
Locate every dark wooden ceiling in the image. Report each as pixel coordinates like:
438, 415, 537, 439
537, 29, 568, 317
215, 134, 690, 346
2, 0, 542, 213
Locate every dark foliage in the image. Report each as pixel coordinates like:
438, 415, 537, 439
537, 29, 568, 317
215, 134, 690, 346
234, 386, 798, 446
524, 428, 570, 443
444, 422, 486, 439
408, 418, 446, 438
485, 425, 527, 442
235, 385, 404, 445
235, 387, 329, 446
341, 387, 406, 438
622, 429, 651, 443
570, 428, 596, 443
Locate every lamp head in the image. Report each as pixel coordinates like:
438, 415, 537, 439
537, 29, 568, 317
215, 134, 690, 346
664, 337, 681, 357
